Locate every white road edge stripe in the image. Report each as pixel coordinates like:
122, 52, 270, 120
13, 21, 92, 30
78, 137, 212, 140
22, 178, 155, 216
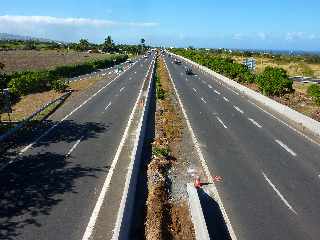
164, 59, 238, 240
81, 57, 154, 240
216, 116, 228, 129
275, 139, 297, 156
201, 97, 207, 104
19, 62, 138, 155
233, 105, 244, 114
262, 172, 298, 215
248, 118, 262, 128
66, 136, 84, 156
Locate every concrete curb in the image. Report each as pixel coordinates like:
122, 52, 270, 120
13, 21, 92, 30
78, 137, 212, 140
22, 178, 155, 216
187, 183, 210, 240
169, 52, 320, 141
111, 56, 156, 240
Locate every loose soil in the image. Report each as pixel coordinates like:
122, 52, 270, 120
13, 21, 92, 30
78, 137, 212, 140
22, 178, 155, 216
145, 55, 204, 240
0, 50, 112, 73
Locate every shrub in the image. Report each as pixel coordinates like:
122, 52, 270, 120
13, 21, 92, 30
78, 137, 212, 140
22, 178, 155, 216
5, 54, 128, 96
8, 71, 57, 95
307, 84, 320, 105
256, 67, 293, 96
52, 79, 69, 92
152, 147, 170, 157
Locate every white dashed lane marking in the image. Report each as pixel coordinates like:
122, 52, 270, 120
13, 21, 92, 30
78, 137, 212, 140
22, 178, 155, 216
223, 97, 229, 102
216, 116, 228, 129
248, 118, 262, 128
275, 140, 297, 157
233, 105, 244, 114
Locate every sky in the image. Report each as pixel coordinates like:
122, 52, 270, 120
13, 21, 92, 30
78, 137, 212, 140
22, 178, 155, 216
0, 0, 319, 51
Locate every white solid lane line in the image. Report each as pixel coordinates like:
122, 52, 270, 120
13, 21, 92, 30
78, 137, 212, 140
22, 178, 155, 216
104, 102, 112, 111
214, 90, 221, 95
66, 136, 84, 156
223, 97, 230, 102
233, 105, 244, 114
216, 116, 228, 129
201, 97, 207, 104
248, 118, 262, 128
275, 140, 297, 156
119, 87, 125, 92
208, 84, 213, 89
193, 88, 197, 92
262, 172, 298, 215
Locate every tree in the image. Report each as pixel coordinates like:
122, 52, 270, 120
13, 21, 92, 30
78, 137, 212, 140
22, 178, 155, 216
102, 35, 116, 53
140, 38, 145, 53
78, 39, 90, 51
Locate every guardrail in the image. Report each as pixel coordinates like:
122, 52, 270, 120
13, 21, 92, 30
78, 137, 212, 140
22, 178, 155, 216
0, 90, 72, 142
169, 51, 320, 141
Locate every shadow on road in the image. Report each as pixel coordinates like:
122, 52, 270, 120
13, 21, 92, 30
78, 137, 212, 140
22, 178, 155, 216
198, 188, 232, 240
0, 120, 108, 240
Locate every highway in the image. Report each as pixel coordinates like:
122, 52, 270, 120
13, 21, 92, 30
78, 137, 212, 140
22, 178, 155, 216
164, 54, 320, 240
0, 53, 155, 240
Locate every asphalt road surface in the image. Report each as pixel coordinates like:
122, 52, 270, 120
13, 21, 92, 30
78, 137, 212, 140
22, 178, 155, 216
164, 54, 320, 240
0, 53, 155, 240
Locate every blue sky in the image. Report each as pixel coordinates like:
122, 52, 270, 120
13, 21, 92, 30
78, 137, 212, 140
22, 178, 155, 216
0, 0, 319, 51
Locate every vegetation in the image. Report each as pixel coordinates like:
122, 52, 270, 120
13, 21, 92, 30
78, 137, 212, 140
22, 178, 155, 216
0, 35, 149, 55
307, 84, 320, 105
173, 48, 294, 96
6, 54, 128, 96
256, 67, 293, 96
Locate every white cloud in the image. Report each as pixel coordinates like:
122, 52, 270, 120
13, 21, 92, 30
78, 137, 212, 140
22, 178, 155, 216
232, 33, 244, 40
0, 15, 158, 28
0, 15, 159, 42
284, 32, 319, 41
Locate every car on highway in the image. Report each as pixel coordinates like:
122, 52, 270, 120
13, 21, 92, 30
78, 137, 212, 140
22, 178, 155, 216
174, 59, 182, 65
185, 67, 193, 75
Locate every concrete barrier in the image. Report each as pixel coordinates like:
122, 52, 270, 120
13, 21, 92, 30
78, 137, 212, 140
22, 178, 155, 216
187, 183, 211, 240
111, 56, 156, 240
169, 52, 320, 141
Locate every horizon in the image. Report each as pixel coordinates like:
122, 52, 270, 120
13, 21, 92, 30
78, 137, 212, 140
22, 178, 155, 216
0, 0, 319, 51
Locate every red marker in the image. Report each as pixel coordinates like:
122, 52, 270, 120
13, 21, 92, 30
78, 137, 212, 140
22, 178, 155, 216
194, 176, 202, 188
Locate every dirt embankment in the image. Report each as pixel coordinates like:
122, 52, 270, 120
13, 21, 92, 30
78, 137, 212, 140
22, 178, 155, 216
0, 50, 110, 73
145, 56, 199, 240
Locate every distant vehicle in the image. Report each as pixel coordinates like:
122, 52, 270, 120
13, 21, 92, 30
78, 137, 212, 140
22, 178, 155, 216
185, 68, 193, 75
174, 59, 182, 64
